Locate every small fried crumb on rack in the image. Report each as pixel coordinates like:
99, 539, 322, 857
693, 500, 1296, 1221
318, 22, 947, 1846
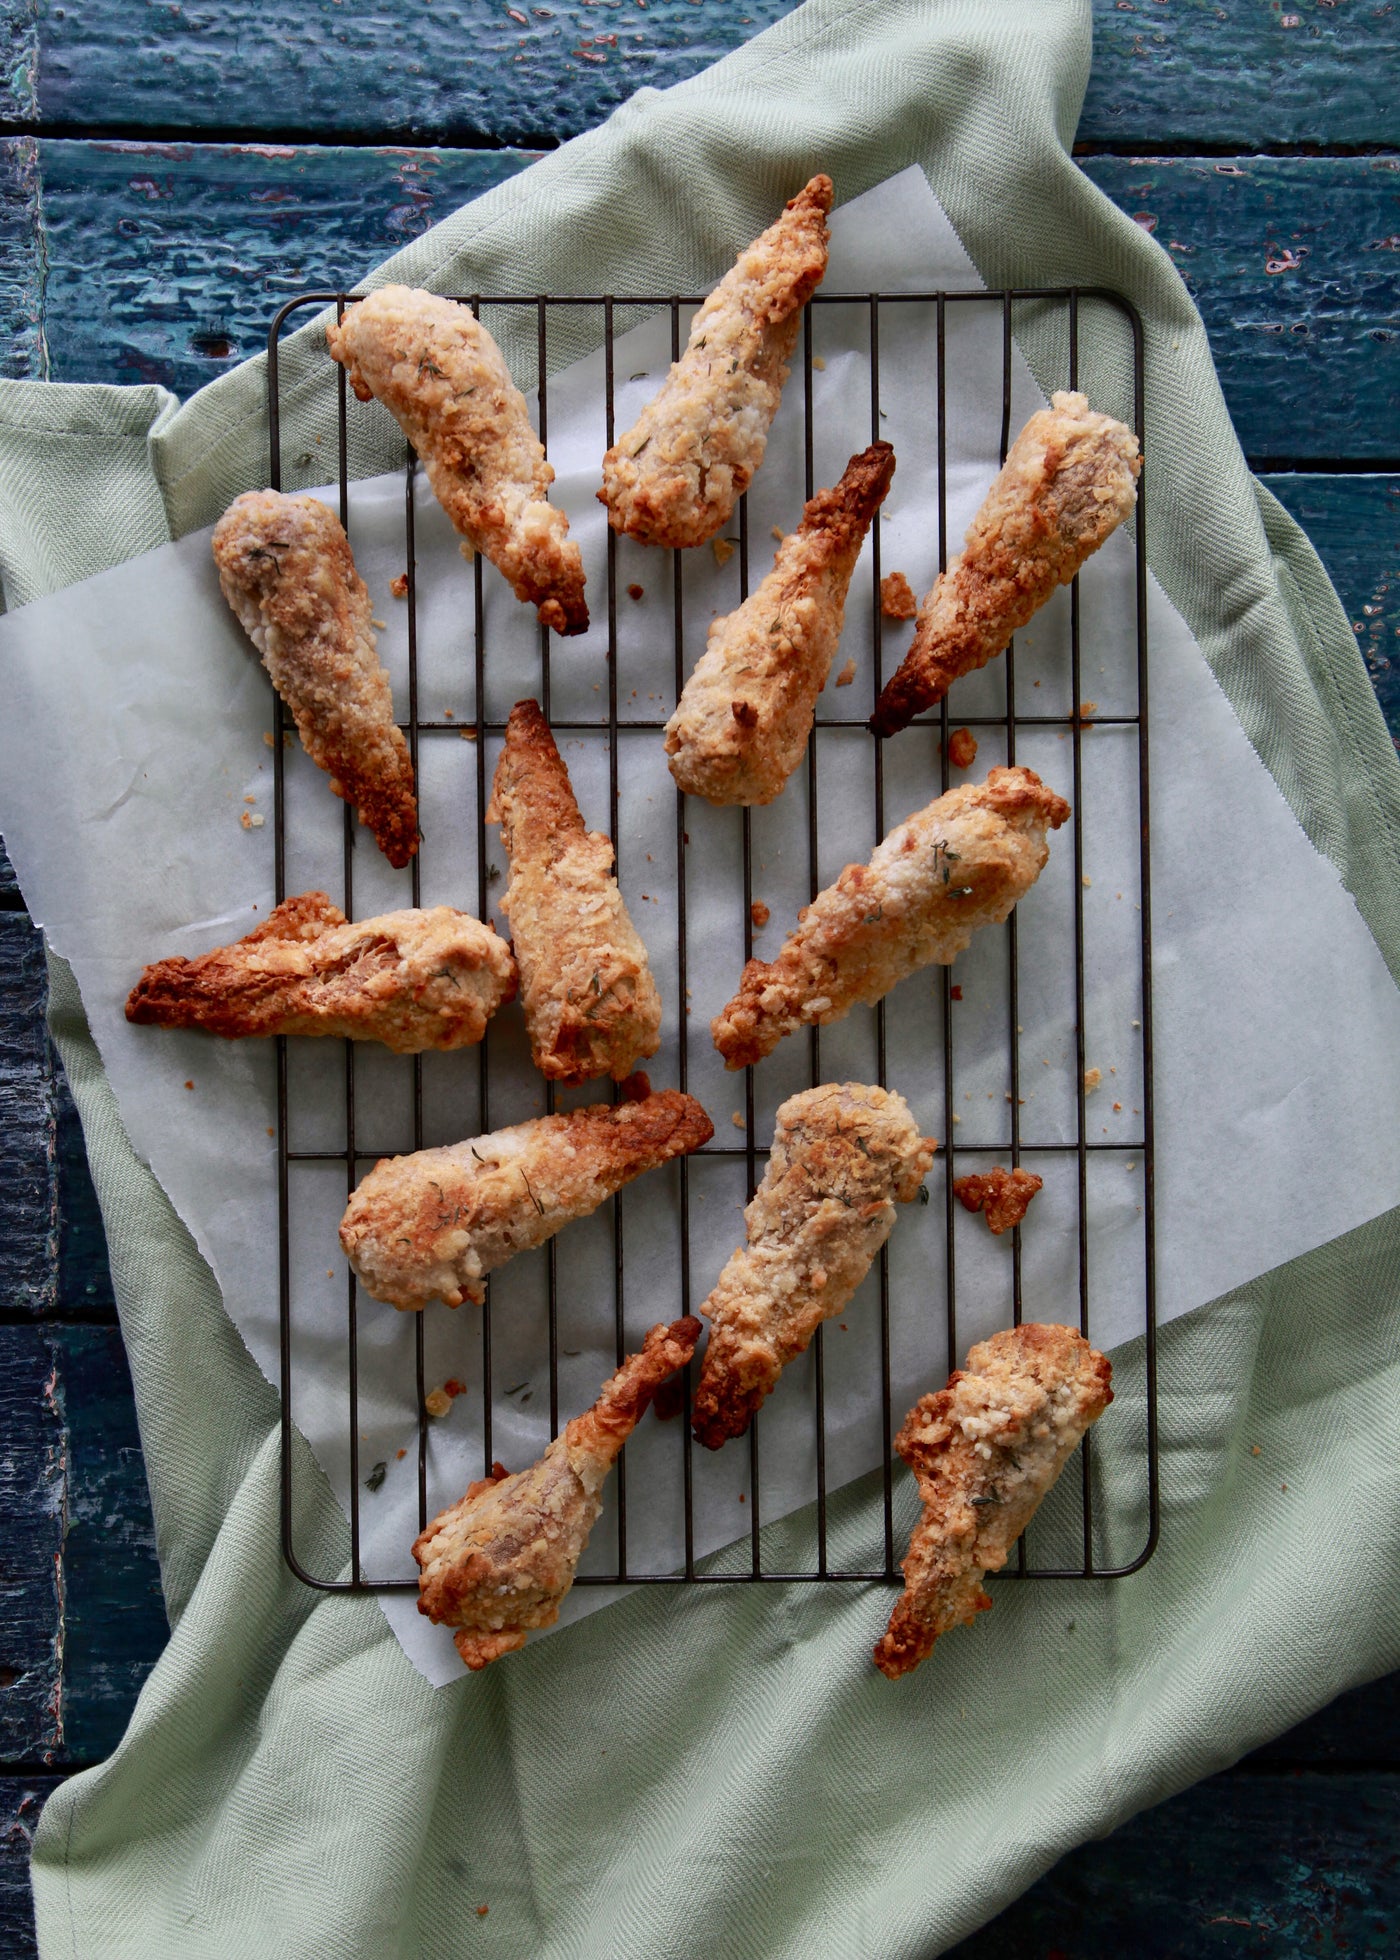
953, 1166, 1043, 1235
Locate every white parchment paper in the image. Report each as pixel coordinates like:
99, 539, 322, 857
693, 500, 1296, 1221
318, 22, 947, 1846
4, 170, 1400, 1686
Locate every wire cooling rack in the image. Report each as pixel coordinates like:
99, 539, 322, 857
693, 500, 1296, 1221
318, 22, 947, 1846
266, 284, 1157, 1595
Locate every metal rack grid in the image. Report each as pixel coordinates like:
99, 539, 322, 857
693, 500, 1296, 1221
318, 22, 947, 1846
266, 283, 1158, 1594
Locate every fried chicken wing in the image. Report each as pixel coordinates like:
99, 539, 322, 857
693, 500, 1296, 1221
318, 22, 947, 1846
869, 392, 1140, 737
212, 491, 418, 866
874, 1324, 1112, 1678
712, 766, 1069, 1069
954, 1165, 1043, 1234
488, 699, 662, 1084
664, 443, 894, 806
692, 1084, 934, 1448
126, 892, 516, 1052
598, 176, 833, 549
415, 1317, 701, 1668
326, 286, 587, 635
340, 1088, 713, 1310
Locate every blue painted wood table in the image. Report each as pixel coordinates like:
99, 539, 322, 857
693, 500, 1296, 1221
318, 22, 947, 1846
1, 3, 1397, 1951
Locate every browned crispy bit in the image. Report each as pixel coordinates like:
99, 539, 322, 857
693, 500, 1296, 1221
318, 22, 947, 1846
599, 177, 833, 549
327, 286, 587, 635
880, 570, 917, 619
212, 491, 419, 866
874, 1325, 1112, 1679
869, 393, 1140, 737
340, 1090, 713, 1310
488, 699, 662, 1084
414, 1317, 701, 1668
712, 767, 1069, 1070
125, 893, 517, 1052
664, 442, 895, 806
953, 1166, 1043, 1234
947, 726, 978, 770
692, 1085, 935, 1449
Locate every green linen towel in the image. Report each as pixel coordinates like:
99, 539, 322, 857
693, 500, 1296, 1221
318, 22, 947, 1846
6, 1, 1398, 1952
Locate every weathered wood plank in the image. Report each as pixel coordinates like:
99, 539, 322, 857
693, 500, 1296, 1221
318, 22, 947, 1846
0, 1328, 62, 1762
1, 0, 1391, 149
0, 914, 54, 1321
1247, 1670, 1400, 1768
0, 1777, 53, 1960
1080, 155, 1400, 464
1263, 472, 1400, 738
0, 135, 43, 383
53, 1067, 115, 1324
29, 140, 1400, 467
952, 1770, 1400, 1957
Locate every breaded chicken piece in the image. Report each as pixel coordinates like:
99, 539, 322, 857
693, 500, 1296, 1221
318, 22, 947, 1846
415, 1317, 701, 1668
954, 1165, 1043, 1235
869, 392, 1140, 737
874, 1324, 1112, 1678
126, 892, 516, 1052
488, 699, 662, 1083
212, 491, 418, 866
712, 766, 1069, 1069
692, 1084, 934, 1448
340, 1088, 713, 1310
598, 176, 833, 549
664, 443, 894, 806
326, 286, 587, 636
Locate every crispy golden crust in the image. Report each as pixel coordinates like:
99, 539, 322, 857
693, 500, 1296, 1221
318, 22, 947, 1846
488, 700, 663, 1083
870, 392, 1141, 737
211, 491, 419, 866
326, 286, 587, 635
664, 443, 894, 806
692, 1084, 935, 1448
880, 571, 917, 620
953, 1166, 1043, 1235
598, 177, 833, 549
414, 1317, 701, 1667
125, 893, 516, 1052
712, 767, 1069, 1069
874, 1325, 1112, 1679
340, 1089, 713, 1309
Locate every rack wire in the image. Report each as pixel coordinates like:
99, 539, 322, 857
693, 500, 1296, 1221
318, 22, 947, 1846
267, 284, 1158, 1595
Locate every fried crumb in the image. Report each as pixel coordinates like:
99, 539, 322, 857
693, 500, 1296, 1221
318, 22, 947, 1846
771, 525, 786, 543
1078, 699, 1099, 719
950, 985, 963, 1001
750, 900, 770, 929
835, 656, 856, 687
476, 1906, 489, 1919
1251, 1445, 1261, 1456
240, 810, 254, 829
812, 354, 826, 371
627, 582, 644, 601
1082, 874, 1092, 888
712, 537, 735, 567
460, 727, 477, 740
389, 573, 409, 599
880, 570, 917, 620
184, 1079, 195, 1090
1084, 1067, 1102, 1093
269, 1127, 276, 1137
243, 793, 257, 805
424, 1388, 452, 1418
947, 726, 978, 770
1113, 1101, 1122, 1112
732, 1110, 746, 1130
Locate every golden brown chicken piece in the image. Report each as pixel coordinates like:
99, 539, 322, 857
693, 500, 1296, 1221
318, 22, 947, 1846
125, 892, 516, 1052
712, 766, 1069, 1070
692, 1084, 935, 1449
212, 491, 418, 866
326, 285, 587, 635
340, 1088, 713, 1310
869, 392, 1141, 737
664, 443, 895, 806
874, 1324, 1112, 1678
415, 1316, 701, 1668
954, 1165, 1043, 1235
488, 699, 663, 1084
598, 176, 833, 549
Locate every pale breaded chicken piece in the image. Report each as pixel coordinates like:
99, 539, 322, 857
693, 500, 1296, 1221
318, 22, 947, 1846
665, 443, 894, 806
692, 1084, 935, 1449
340, 1088, 713, 1310
126, 892, 516, 1053
326, 286, 587, 636
599, 176, 833, 549
874, 1324, 1112, 1678
712, 766, 1069, 1069
415, 1317, 701, 1668
488, 699, 662, 1084
870, 392, 1140, 737
212, 490, 418, 866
